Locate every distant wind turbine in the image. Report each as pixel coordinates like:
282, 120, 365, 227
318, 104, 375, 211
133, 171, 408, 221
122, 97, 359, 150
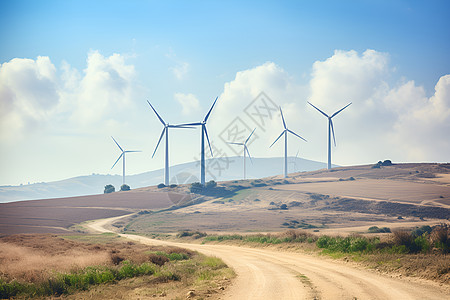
308, 101, 352, 170
270, 107, 307, 178
228, 128, 256, 180
111, 136, 141, 186
178, 97, 218, 186
289, 149, 300, 172
147, 100, 192, 186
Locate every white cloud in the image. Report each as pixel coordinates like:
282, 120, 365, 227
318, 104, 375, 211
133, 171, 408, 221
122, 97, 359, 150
0, 56, 59, 141
170, 62, 189, 80
0, 51, 137, 142
211, 51, 450, 165
174, 92, 201, 115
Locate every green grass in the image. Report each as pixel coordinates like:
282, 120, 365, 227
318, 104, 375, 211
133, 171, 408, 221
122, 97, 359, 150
62, 232, 122, 243
0, 260, 158, 298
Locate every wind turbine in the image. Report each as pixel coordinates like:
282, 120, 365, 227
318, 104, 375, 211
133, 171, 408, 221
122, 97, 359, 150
177, 97, 218, 186
307, 101, 352, 170
147, 100, 191, 186
111, 136, 141, 186
270, 107, 307, 178
289, 149, 300, 172
228, 128, 256, 180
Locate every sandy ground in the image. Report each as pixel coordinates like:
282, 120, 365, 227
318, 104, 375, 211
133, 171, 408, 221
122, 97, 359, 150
87, 216, 449, 300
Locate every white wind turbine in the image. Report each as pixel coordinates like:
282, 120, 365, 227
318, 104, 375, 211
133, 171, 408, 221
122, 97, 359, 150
270, 107, 307, 178
177, 97, 218, 186
307, 101, 352, 170
289, 149, 300, 173
228, 128, 256, 180
147, 100, 192, 186
111, 136, 141, 186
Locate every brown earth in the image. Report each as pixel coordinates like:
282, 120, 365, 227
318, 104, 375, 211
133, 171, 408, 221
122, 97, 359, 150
0, 190, 191, 234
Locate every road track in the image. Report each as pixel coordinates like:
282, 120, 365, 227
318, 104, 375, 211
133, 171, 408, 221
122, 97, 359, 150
87, 216, 449, 300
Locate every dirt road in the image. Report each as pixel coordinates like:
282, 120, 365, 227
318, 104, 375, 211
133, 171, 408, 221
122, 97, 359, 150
87, 217, 448, 299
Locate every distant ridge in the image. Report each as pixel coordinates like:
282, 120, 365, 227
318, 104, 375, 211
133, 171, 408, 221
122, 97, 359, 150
0, 156, 333, 203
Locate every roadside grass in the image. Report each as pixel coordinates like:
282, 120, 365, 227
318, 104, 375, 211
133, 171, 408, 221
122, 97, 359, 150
0, 234, 233, 299
197, 225, 450, 283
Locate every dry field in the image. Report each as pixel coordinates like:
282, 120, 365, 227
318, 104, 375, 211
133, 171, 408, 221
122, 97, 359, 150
123, 163, 450, 235
0, 233, 233, 299
0, 191, 191, 235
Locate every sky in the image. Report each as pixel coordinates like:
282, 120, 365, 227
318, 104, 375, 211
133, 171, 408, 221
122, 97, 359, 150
1, 0, 449, 186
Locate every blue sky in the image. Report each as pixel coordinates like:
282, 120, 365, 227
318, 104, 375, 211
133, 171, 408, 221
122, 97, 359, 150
1, 0, 449, 185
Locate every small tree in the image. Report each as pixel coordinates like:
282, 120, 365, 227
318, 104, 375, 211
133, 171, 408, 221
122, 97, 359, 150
104, 184, 115, 194
205, 180, 217, 189
190, 182, 203, 193
120, 184, 130, 191
157, 183, 166, 188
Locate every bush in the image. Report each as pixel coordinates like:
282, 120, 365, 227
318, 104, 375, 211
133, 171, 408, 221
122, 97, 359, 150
280, 204, 288, 210
205, 180, 217, 189
368, 226, 391, 233
169, 184, 177, 188
190, 182, 203, 193
157, 183, 166, 188
120, 184, 130, 191
104, 184, 115, 194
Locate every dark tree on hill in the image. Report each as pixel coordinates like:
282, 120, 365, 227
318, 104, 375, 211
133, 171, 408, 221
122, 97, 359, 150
104, 184, 115, 194
205, 180, 217, 189
120, 184, 130, 191
190, 182, 203, 193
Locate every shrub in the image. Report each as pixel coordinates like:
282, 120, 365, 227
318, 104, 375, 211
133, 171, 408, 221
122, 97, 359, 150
280, 204, 288, 210
430, 224, 449, 253
368, 226, 391, 233
190, 182, 203, 193
169, 184, 177, 188
205, 180, 217, 189
157, 183, 166, 188
411, 225, 432, 237
104, 184, 115, 194
120, 184, 130, 191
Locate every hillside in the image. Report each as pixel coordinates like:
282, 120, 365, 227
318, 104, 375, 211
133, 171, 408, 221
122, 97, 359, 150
0, 156, 330, 203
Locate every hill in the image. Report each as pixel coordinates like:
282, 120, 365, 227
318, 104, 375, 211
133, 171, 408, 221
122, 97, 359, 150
0, 156, 330, 203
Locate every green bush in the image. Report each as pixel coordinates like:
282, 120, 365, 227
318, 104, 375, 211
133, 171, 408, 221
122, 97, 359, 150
120, 184, 130, 191
157, 183, 166, 188
190, 182, 203, 193
104, 184, 115, 194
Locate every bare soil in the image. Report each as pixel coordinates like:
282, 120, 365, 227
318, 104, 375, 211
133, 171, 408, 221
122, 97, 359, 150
0, 190, 190, 234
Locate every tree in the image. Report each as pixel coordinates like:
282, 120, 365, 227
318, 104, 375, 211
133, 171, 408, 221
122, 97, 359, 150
205, 180, 217, 189
190, 182, 203, 193
120, 184, 130, 191
104, 184, 115, 194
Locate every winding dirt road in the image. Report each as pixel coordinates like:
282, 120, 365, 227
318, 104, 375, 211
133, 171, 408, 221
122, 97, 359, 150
87, 217, 448, 299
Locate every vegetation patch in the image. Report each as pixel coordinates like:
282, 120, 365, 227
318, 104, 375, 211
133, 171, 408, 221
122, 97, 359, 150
0, 234, 232, 299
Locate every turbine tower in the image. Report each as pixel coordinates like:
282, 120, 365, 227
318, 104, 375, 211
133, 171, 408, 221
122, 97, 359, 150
178, 96, 218, 186
147, 100, 191, 186
228, 128, 256, 180
270, 107, 307, 178
111, 136, 141, 186
307, 101, 352, 170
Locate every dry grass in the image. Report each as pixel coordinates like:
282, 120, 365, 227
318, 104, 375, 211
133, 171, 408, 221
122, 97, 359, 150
0, 233, 233, 299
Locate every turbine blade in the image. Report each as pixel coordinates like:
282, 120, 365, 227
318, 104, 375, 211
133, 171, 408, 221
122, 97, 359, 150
204, 96, 218, 122
287, 129, 307, 142
308, 101, 329, 118
169, 124, 198, 129
280, 107, 287, 129
330, 119, 336, 147
269, 131, 285, 148
295, 149, 299, 159
245, 128, 256, 144
147, 100, 166, 125
228, 142, 244, 145
152, 128, 166, 158
204, 126, 213, 157
174, 122, 202, 127
331, 102, 352, 118
125, 150, 142, 153
245, 145, 253, 164
111, 136, 123, 152
111, 153, 123, 169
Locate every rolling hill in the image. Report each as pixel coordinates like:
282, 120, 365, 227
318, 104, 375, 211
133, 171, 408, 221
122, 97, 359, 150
0, 156, 331, 203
